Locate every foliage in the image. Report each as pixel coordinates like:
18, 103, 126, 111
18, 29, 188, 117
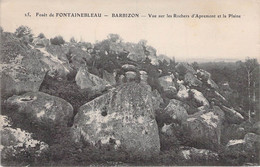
38, 33, 46, 39
14, 25, 33, 38
50, 35, 65, 45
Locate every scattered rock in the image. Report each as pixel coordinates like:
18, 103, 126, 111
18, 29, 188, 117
177, 84, 189, 99
72, 83, 160, 158
221, 106, 244, 124
6, 92, 73, 127
75, 66, 110, 92
158, 75, 177, 95
184, 72, 202, 87
102, 70, 116, 86
164, 99, 188, 122
122, 64, 137, 71
125, 71, 137, 82
191, 89, 209, 107
176, 62, 196, 75
183, 106, 224, 149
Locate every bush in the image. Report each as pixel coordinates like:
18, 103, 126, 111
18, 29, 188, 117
50, 36, 65, 45
38, 33, 46, 39
14, 25, 33, 38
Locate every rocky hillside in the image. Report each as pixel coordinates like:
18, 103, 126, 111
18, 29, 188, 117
0, 27, 259, 166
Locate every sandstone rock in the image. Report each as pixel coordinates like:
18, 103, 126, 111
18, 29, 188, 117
184, 72, 202, 87
221, 105, 244, 124
124, 43, 146, 62
184, 106, 224, 149
72, 83, 160, 158
253, 121, 260, 135
164, 99, 188, 122
146, 46, 159, 65
0, 33, 46, 96
6, 92, 73, 127
158, 75, 177, 95
191, 89, 209, 107
37, 45, 72, 78
0, 115, 48, 159
102, 70, 116, 86
69, 46, 92, 70
75, 66, 110, 92
122, 64, 137, 71
125, 71, 137, 82
140, 70, 148, 83
180, 146, 219, 161
176, 62, 196, 75
244, 133, 260, 152
177, 84, 189, 99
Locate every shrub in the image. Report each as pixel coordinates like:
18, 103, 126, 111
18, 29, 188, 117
50, 36, 65, 45
38, 33, 45, 39
15, 26, 33, 38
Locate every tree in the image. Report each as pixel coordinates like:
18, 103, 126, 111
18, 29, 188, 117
38, 33, 46, 39
239, 58, 259, 122
50, 36, 65, 45
107, 34, 122, 43
15, 25, 32, 38
70, 37, 77, 43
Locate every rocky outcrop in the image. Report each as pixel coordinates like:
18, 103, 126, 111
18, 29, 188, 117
221, 106, 244, 124
125, 71, 137, 82
68, 46, 92, 70
6, 92, 73, 127
190, 89, 209, 107
75, 66, 110, 92
0, 33, 46, 96
0, 115, 48, 159
177, 84, 189, 99
184, 72, 202, 87
176, 62, 196, 75
102, 70, 116, 86
158, 75, 177, 95
37, 45, 72, 79
140, 70, 148, 84
72, 83, 160, 158
164, 99, 188, 122
183, 106, 225, 149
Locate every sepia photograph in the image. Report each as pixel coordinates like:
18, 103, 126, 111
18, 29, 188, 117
0, 0, 259, 166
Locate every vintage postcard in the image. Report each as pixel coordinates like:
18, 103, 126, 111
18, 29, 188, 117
0, 0, 259, 166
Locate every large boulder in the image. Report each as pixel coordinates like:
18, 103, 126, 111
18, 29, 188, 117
0, 33, 46, 96
37, 45, 73, 79
6, 92, 73, 127
75, 66, 110, 92
176, 62, 196, 75
0, 115, 48, 159
125, 71, 137, 82
164, 99, 188, 122
72, 83, 160, 158
68, 46, 92, 71
124, 43, 146, 62
190, 89, 209, 107
146, 46, 159, 65
183, 106, 225, 149
140, 70, 148, 84
177, 84, 189, 99
184, 72, 202, 87
102, 70, 116, 86
221, 106, 244, 124
158, 75, 177, 95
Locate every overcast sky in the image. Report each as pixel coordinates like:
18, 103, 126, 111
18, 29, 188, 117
1, 0, 259, 62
